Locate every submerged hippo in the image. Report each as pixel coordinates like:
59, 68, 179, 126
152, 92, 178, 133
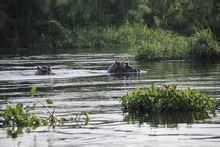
107, 61, 140, 74
35, 66, 55, 75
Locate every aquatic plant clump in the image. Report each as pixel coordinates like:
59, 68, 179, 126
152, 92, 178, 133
0, 87, 90, 138
121, 85, 217, 114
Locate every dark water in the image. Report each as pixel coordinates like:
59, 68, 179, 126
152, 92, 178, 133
0, 51, 220, 147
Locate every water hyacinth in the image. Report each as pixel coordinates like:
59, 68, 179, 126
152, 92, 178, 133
121, 85, 217, 114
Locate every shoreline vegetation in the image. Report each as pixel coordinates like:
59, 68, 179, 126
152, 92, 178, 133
1, 0, 219, 61
1, 23, 219, 61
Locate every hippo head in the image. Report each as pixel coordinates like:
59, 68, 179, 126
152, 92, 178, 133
107, 61, 126, 74
35, 66, 55, 75
107, 61, 141, 74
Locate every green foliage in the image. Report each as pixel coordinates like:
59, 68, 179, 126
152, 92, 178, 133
124, 111, 211, 127
187, 29, 220, 59
46, 99, 54, 104
3, 103, 40, 128
121, 84, 217, 114
84, 112, 90, 125
73, 23, 140, 48
135, 28, 189, 60
6, 127, 24, 138
29, 87, 37, 96
0, 87, 90, 138
124, 112, 214, 127
1, 0, 219, 53
34, 20, 73, 50
135, 28, 220, 61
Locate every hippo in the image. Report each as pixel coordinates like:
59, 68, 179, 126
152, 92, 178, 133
107, 61, 140, 74
35, 66, 55, 75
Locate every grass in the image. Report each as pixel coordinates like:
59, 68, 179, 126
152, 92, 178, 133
135, 28, 220, 61
67, 23, 220, 61
4, 22, 219, 61
72, 23, 140, 48
121, 84, 217, 114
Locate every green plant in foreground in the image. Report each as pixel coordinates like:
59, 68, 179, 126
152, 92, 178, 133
121, 84, 217, 114
3, 103, 40, 128
0, 87, 90, 138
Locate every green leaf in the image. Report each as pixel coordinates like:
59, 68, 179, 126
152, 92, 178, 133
84, 112, 90, 125
30, 87, 37, 96
46, 99, 53, 104
59, 118, 66, 125
41, 119, 49, 126
31, 103, 37, 110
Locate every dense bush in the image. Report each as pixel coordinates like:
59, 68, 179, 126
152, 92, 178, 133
187, 29, 220, 60
135, 28, 220, 61
33, 20, 73, 50
1, 0, 219, 53
121, 85, 217, 114
32, 23, 220, 60
135, 29, 189, 60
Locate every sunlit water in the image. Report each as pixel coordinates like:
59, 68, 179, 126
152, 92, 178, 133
0, 51, 220, 147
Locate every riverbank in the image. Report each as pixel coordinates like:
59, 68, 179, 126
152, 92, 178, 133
1, 23, 219, 61
72, 23, 220, 61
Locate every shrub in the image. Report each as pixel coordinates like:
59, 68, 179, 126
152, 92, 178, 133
134, 29, 189, 61
135, 28, 220, 61
34, 20, 73, 50
121, 84, 217, 114
187, 29, 220, 60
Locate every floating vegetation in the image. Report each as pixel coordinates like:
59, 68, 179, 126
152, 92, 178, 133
0, 87, 90, 138
121, 84, 217, 126
124, 111, 213, 127
121, 84, 217, 114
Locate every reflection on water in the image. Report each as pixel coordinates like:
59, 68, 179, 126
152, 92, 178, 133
0, 51, 220, 146
6, 127, 26, 139
124, 112, 213, 128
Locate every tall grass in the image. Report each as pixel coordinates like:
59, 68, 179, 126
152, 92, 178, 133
72, 23, 140, 48
30, 22, 219, 61
135, 28, 220, 61
135, 29, 189, 60
72, 23, 219, 61
187, 29, 220, 60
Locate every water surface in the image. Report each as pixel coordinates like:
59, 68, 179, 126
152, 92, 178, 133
0, 52, 220, 146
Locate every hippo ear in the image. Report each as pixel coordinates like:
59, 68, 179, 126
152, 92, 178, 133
37, 66, 40, 70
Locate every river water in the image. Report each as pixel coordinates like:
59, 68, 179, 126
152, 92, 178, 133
0, 51, 220, 146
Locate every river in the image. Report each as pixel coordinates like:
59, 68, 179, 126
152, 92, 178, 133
0, 50, 220, 146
